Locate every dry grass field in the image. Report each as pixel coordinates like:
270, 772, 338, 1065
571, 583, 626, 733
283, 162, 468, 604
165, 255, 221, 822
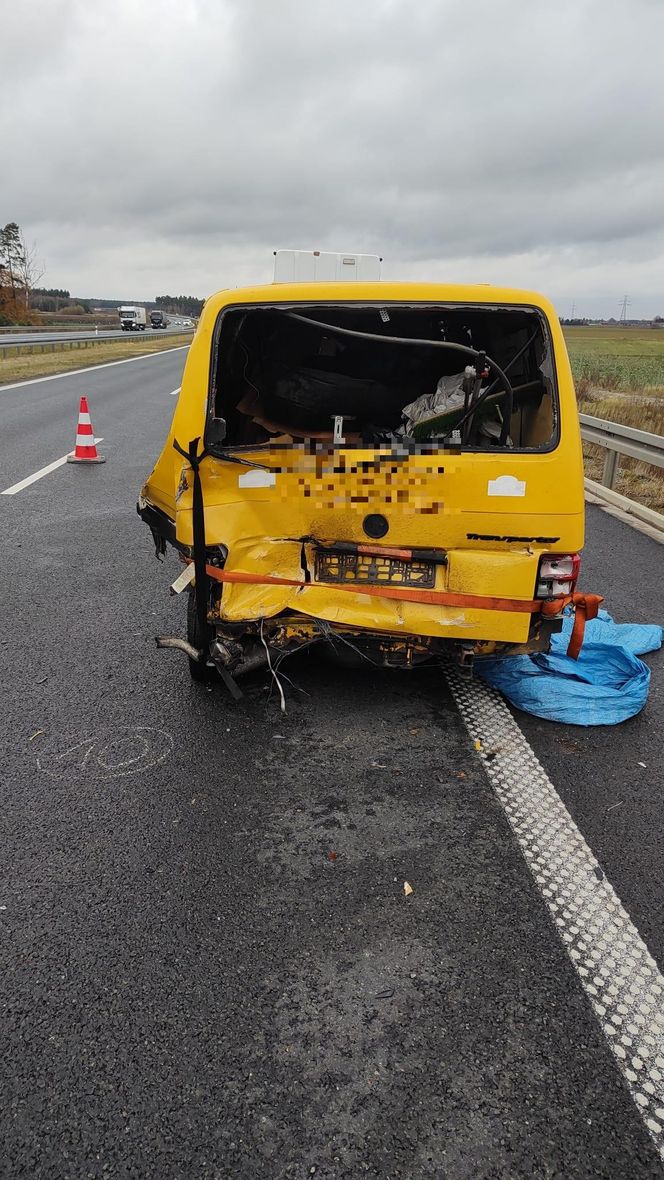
564, 326, 664, 512
0, 334, 192, 385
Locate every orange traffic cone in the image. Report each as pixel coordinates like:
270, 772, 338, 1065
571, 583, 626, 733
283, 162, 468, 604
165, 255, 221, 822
67, 396, 105, 464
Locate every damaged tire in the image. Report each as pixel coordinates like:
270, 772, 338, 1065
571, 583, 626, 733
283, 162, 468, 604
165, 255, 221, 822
186, 590, 216, 683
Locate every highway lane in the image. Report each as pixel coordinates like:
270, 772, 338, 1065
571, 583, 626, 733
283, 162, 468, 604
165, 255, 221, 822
1, 360, 663, 1178
0, 346, 188, 491
0, 325, 192, 345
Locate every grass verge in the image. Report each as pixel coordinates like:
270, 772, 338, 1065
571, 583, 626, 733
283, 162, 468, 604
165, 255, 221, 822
0, 334, 192, 385
563, 328, 664, 513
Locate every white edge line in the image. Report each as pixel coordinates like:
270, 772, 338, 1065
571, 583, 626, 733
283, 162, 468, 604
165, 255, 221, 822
0, 346, 189, 393
1, 439, 103, 495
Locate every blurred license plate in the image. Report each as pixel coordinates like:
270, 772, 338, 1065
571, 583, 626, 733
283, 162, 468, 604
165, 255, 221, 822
314, 550, 435, 588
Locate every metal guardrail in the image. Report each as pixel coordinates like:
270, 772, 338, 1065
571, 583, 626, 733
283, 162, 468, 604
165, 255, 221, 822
579, 413, 664, 489
0, 325, 116, 336
0, 329, 193, 359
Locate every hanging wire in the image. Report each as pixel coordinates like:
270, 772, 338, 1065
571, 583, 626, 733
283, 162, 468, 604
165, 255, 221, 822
260, 618, 286, 713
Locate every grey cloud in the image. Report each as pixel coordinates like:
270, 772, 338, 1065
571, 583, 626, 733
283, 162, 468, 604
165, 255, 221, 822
2, 0, 663, 315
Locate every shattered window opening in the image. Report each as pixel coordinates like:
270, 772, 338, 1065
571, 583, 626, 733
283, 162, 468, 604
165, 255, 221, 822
209, 302, 559, 454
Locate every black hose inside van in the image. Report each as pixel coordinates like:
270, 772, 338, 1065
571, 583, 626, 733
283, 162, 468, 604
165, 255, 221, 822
282, 310, 515, 445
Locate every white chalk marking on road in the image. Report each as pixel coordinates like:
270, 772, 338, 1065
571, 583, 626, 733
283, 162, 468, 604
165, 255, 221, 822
1, 439, 103, 495
37, 726, 174, 781
169, 386, 181, 396
444, 664, 664, 1163
0, 346, 189, 393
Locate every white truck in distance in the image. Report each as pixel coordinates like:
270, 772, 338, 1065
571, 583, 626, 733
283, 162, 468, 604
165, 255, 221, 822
118, 305, 147, 331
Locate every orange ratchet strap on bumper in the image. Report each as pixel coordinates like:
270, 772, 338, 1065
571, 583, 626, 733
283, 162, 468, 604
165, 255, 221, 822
198, 565, 603, 660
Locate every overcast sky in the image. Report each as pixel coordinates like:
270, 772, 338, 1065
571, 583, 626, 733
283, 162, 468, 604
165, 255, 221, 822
3, 0, 663, 317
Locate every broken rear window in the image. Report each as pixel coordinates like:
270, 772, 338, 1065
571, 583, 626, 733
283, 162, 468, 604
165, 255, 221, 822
209, 303, 558, 452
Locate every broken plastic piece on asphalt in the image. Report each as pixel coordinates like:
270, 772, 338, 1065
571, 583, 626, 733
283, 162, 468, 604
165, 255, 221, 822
28, 730, 44, 742
327, 851, 338, 861
403, 881, 413, 896
638, 761, 646, 768
375, 988, 394, 1000
474, 739, 482, 751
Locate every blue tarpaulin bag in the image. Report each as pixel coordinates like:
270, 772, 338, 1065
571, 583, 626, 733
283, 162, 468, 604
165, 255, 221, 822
476, 610, 664, 726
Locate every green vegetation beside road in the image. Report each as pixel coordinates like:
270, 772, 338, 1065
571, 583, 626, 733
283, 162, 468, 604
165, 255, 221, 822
564, 326, 664, 395
564, 326, 664, 512
0, 333, 192, 385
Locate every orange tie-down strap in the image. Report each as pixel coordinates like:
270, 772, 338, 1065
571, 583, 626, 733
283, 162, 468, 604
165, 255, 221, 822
199, 565, 603, 660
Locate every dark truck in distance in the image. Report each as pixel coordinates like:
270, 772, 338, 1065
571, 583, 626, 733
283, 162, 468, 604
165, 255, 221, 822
150, 310, 169, 329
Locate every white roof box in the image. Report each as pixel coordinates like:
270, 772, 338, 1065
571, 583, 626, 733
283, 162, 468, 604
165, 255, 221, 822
273, 250, 382, 284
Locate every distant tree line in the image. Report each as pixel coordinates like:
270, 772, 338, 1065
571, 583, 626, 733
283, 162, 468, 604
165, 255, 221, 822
156, 294, 204, 316
30, 287, 94, 313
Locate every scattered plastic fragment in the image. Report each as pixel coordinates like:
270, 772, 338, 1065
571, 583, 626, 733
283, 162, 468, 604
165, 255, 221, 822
606, 801, 624, 812
375, 987, 394, 1000
455, 771, 466, 779
409, 729, 419, 736
594, 866, 604, 881
404, 881, 413, 896
327, 851, 338, 862
474, 739, 482, 751
28, 730, 44, 742
638, 762, 646, 768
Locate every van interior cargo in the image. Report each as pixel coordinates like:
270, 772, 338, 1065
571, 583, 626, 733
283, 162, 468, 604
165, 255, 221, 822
210, 303, 557, 452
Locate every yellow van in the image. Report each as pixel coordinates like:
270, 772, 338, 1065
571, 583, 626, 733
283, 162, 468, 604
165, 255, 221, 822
138, 281, 598, 692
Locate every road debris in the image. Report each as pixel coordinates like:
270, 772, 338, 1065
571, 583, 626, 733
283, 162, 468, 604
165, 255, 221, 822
474, 739, 482, 751
375, 987, 394, 1000
28, 730, 44, 742
403, 881, 413, 897
326, 851, 338, 862
606, 800, 624, 813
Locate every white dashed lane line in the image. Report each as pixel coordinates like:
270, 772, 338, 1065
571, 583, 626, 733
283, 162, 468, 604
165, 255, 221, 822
1, 440, 104, 495
445, 664, 664, 1162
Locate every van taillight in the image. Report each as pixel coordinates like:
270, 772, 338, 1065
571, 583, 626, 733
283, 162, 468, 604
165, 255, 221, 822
536, 553, 580, 599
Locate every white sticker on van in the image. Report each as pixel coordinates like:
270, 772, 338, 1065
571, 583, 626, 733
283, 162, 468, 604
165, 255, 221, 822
238, 468, 276, 489
487, 474, 526, 497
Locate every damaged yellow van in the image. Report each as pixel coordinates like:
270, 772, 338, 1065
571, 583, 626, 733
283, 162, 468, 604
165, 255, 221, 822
138, 277, 599, 694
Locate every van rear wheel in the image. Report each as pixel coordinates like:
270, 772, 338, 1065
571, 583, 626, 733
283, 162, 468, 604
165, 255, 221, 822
186, 590, 216, 682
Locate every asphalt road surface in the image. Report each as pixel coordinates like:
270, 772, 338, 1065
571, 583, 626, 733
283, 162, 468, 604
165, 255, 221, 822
1, 326, 192, 345
1, 349, 663, 1179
